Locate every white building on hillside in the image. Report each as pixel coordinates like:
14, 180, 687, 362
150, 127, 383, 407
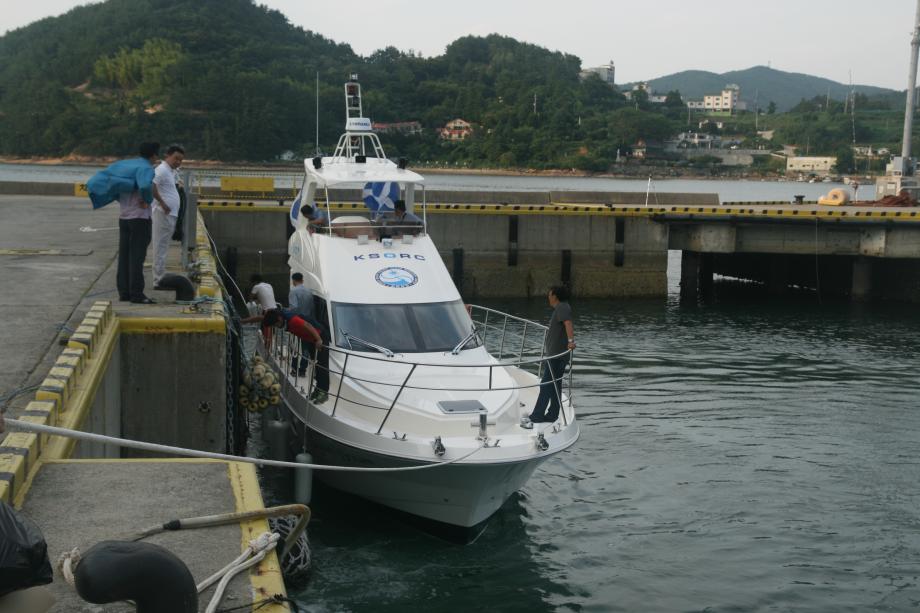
687, 84, 742, 113
787, 156, 836, 175
579, 61, 615, 84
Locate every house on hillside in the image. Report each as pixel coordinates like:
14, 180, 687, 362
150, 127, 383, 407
439, 119, 473, 141
579, 61, 616, 84
686, 84, 743, 114
373, 121, 423, 135
624, 82, 667, 103
676, 132, 720, 148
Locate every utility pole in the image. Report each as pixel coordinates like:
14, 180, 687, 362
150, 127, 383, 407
901, 0, 920, 166
533, 93, 538, 115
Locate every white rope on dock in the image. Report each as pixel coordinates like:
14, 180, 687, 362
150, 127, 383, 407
202, 532, 280, 613
5, 418, 481, 472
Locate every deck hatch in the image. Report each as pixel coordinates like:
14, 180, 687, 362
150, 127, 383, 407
437, 400, 487, 414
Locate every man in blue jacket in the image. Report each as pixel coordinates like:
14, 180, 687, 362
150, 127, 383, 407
87, 142, 160, 303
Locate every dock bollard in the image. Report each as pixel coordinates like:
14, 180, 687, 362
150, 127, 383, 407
294, 452, 313, 504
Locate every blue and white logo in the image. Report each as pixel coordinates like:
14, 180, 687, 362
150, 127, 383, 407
375, 267, 418, 288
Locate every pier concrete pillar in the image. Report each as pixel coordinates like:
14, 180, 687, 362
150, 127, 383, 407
851, 256, 873, 300
680, 250, 701, 300
699, 252, 714, 298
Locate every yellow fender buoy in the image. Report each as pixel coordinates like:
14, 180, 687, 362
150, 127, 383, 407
818, 188, 849, 206
270, 394, 281, 405
258, 398, 269, 409
270, 383, 281, 395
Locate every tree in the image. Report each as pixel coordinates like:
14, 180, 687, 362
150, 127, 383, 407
664, 90, 683, 108
766, 101, 776, 115
833, 147, 855, 174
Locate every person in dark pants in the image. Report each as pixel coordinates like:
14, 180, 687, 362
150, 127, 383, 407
522, 285, 575, 427
116, 142, 160, 304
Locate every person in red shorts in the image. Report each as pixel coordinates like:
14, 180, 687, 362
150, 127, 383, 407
262, 309, 329, 403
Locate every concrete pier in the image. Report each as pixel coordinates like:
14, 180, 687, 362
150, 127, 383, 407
0, 194, 290, 611
199, 191, 709, 300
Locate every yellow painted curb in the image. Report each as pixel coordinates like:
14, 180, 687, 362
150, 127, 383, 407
118, 316, 225, 334
227, 462, 291, 612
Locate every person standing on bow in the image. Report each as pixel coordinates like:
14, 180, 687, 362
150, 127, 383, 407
522, 285, 575, 427
151, 144, 185, 288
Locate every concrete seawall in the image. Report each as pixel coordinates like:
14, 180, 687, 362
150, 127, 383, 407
200, 206, 673, 299
197, 189, 717, 299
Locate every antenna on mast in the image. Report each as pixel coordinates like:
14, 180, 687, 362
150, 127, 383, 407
315, 71, 320, 156
850, 70, 856, 145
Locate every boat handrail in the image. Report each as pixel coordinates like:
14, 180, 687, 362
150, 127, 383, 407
273, 329, 571, 389
310, 221, 425, 239
271, 328, 575, 433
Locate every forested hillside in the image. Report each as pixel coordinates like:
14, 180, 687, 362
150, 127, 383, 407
0, 0, 908, 169
0, 0, 671, 166
643, 66, 896, 112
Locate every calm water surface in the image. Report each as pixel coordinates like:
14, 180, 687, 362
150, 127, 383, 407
254, 255, 920, 612
0, 162, 866, 202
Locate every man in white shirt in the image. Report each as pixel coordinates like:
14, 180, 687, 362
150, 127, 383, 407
248, 274, 277, 311
247, 274, 278, 348
151, 145, 185, 287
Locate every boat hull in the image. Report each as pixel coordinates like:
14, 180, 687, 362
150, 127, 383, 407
299, 423, 546, 528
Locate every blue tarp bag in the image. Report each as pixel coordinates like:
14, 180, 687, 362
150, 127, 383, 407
86, 158, 155, 209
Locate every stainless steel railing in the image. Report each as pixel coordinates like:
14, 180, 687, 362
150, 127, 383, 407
258, 307, 574, 435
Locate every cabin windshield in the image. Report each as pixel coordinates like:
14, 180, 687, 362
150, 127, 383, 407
332, 300, 480, 354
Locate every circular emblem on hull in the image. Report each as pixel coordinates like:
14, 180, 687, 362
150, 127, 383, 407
375, 267, 418, 288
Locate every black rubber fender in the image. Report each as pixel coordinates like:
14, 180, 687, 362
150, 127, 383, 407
73, 541, 197, 613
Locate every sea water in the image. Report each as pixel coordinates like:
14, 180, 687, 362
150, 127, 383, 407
251, 254, 920, 612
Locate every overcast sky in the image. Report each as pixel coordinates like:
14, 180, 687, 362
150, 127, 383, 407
3, 0, 917, 90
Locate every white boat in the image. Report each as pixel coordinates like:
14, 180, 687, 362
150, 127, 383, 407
261, 76, 579, 537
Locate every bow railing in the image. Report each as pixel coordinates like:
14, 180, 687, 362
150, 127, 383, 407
259, 306, 574, 437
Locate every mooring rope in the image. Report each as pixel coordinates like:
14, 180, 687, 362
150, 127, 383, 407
5, 418, 481, 472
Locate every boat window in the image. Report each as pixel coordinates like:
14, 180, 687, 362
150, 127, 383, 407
332, 300, 480, 354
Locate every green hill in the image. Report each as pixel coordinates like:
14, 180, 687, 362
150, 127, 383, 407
0, 0, 359, 159
0, 0, 906, 168
0, 0, 676, 166
642, 66, 898, 112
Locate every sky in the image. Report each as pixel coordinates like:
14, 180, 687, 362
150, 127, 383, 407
2, 0, 917, 90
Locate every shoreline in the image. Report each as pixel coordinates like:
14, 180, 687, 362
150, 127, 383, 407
0, 156, 878, 182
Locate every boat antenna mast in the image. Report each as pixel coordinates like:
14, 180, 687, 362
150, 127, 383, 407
331, 74, 387, 161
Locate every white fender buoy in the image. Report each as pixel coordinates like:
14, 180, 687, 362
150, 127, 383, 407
294, 452, 313, 504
